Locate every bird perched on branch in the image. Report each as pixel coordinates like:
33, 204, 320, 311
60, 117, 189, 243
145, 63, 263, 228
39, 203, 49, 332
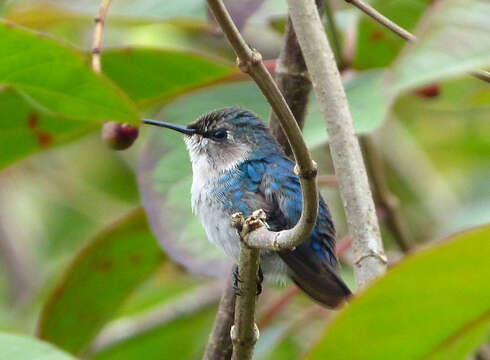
144, 107, 351, 308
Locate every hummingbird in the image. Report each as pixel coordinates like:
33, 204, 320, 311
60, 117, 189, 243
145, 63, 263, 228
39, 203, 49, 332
144, 107, 351, 308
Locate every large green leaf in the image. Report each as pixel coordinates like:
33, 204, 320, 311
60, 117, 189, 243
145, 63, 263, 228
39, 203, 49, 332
354, 0, 431, 69
0, 88, 95, 169
101, 48, 234, 109
0, 333, 75, 360
92, 306, 216, 360
38, 208, 165, 354
0, 21, 139, 124
386, 0, 490, 95
307, 224, 490, 360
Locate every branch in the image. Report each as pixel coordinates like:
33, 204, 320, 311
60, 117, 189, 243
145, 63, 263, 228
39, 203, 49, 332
91, 0, 112, 73
346, 0, 415, 42
203, 274, 236, 360
230, 212, 261, 360
345, 0, 490, 83
206, 0, 319, 252
204, 0, 322, 357
362, 136, 412, 252
287, 0, 387, 288
269, 0, 325, 156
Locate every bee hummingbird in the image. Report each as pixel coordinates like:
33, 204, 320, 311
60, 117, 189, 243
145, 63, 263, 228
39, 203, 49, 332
144, 107, 351, 307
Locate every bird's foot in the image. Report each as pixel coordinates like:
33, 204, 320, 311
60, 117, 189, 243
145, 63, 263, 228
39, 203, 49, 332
232, 265, 264, 296
256, 266, 264, 296
232, 265, 242, 296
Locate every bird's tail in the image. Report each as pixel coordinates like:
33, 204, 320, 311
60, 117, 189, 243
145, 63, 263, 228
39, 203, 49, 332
279, 248, 351, 308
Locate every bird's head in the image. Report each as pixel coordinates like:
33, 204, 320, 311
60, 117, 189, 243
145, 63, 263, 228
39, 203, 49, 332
144, 107, 277, 172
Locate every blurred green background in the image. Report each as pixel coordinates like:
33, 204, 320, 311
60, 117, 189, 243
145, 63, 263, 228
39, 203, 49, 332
0, 0, 488, 359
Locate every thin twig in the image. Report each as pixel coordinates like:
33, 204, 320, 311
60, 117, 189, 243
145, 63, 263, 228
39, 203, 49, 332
346, 0, 415, 42
287, 0, 387, 288
203, 274, 236, 360
269, 0, 325, 156
91, 281, 223, 354
345, 0, 489, 83
92, 0, 112, 73
362, 136, 412, 252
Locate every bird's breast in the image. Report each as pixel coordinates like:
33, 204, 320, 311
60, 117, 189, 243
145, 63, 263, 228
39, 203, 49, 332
191, 172, 241, 260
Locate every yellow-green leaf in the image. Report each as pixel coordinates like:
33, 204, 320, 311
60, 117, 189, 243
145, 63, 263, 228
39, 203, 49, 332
307, 224, 490, 360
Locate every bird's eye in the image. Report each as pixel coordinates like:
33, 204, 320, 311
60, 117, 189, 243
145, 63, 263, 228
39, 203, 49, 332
212, 129, 227, 140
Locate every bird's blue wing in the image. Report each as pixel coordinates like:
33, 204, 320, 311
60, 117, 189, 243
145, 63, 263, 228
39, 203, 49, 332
240, 154, 351, 307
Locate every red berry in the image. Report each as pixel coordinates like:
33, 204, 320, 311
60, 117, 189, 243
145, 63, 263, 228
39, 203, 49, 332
101, 122, 139, 150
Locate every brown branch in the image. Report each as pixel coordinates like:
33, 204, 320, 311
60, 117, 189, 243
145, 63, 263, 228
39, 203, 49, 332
269, 0, 325, 156
204, 0, 322, 357
287, 0, 387, 288
230, 212, 261, 360
345, 0, 489, 83
205, 0, 319, 250
362, 136, 412, 253
91, 0, 112, 73
203, 275, 236, 360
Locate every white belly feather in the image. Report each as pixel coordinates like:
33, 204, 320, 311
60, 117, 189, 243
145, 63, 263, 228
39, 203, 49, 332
189, 153, 288, 281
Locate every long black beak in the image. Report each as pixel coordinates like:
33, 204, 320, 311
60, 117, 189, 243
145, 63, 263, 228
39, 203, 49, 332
142, 119, 197, 136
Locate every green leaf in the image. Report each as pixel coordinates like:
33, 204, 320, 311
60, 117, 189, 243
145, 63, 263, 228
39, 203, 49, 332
102, 48, 234, 109
93, 306, 216, 360
306, 224, 490, 360
386, 0, 490, 95
0, 21, 139, 124
355, 0, 431, 69
0, 88, 96, 169
0, 333, 75, 360
38, 208, 165, 354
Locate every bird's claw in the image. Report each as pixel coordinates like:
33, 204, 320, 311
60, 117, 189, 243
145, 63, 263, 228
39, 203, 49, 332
232, 265, 264, 296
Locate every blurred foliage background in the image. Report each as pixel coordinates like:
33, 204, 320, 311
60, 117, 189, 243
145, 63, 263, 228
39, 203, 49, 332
0, 0, 488, 359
